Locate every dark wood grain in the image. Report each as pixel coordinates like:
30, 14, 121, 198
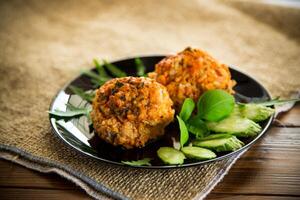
0, 188, 90, 200
1, 104, 299, 199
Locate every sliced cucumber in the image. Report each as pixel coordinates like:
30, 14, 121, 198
197, 133, 232, 141
206, 115, 261, 137
237, 103, 275, 122
181, 146, 216, 160
193, 135, 244, 152
157, 147, 186, 165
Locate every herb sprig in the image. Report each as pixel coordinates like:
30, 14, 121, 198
121, 158, 152, 166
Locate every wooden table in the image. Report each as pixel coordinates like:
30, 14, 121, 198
1, 104, 299, 200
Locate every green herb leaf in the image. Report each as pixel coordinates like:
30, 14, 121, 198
177, 115, 189, 148
135, 57, 146, 77
253, 98, 300, 106
81, 70, 110, 87
197, 89, 235, 122
48, 104, 92, 118
103, 59, 127, 77
93, 59, 110, 78
121, 158, 152, 166
186, 115, 208, 138
69, 85, 95, 102
179, 98, 195, 122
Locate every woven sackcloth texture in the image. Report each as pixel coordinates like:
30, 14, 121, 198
0, 0, 299, 199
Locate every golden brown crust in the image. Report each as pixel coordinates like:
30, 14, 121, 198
148, 47, 236, 111
91, 77, 174, 149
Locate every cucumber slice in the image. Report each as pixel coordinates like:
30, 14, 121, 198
193, 136, 244, 152
197, 133, 232, 141
206, 115, 261, 137
238, 104, 275, 122
157, 147, 186, 165
181, 146, 216, 160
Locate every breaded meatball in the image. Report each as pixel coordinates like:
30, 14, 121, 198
148, 47, 236, 111
91, 77, 174, 149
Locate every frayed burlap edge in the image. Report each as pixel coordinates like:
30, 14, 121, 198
0, 144, 247, 200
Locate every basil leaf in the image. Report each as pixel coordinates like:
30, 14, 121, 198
176, 115, 189, 148
197, 89, 235, 122
69, 86, 95, 103
179, 98, 195, 122
121, 158, 152, 166
135, 58, 146, 77
103, 59, 127, 77
186, 115, 208, 138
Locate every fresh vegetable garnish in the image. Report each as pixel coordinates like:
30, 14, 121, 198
157, 147, 186, 165
135, 58, 146, 77
193, 134, 244, 152
206, 115, 261, 137
121, 158, 152, 166
186, 115, 208, 138
251, 98, 300, 106
176, 116, 189, 148
48, 104, 91, 118
181, 146, 216, 160
197, 89, 235, 122
236, 104, 275, 122
103, 59, 127, 77
179, 98, 195, 122
68, 85, 95, 102
93, 59, 110, 78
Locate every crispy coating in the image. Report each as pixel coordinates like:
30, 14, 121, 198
148, 47, 236, 111
91, 77, 174, 149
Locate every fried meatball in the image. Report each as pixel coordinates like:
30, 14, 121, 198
91, 77, 174, 149
148, 47, 236, 111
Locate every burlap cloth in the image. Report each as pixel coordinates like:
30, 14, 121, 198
0, 0, 299, 199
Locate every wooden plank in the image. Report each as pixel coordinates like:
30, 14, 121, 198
0, 188, 90, 200
0, 159, 76, 189
1, 127, 299, 198
275, 103, 300, 127
207, 194, 299, 200
211, 127, 300, 196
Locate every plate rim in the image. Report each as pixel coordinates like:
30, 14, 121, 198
49, 55, 274, 169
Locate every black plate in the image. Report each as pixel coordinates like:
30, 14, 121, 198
49, 56, 274, 169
